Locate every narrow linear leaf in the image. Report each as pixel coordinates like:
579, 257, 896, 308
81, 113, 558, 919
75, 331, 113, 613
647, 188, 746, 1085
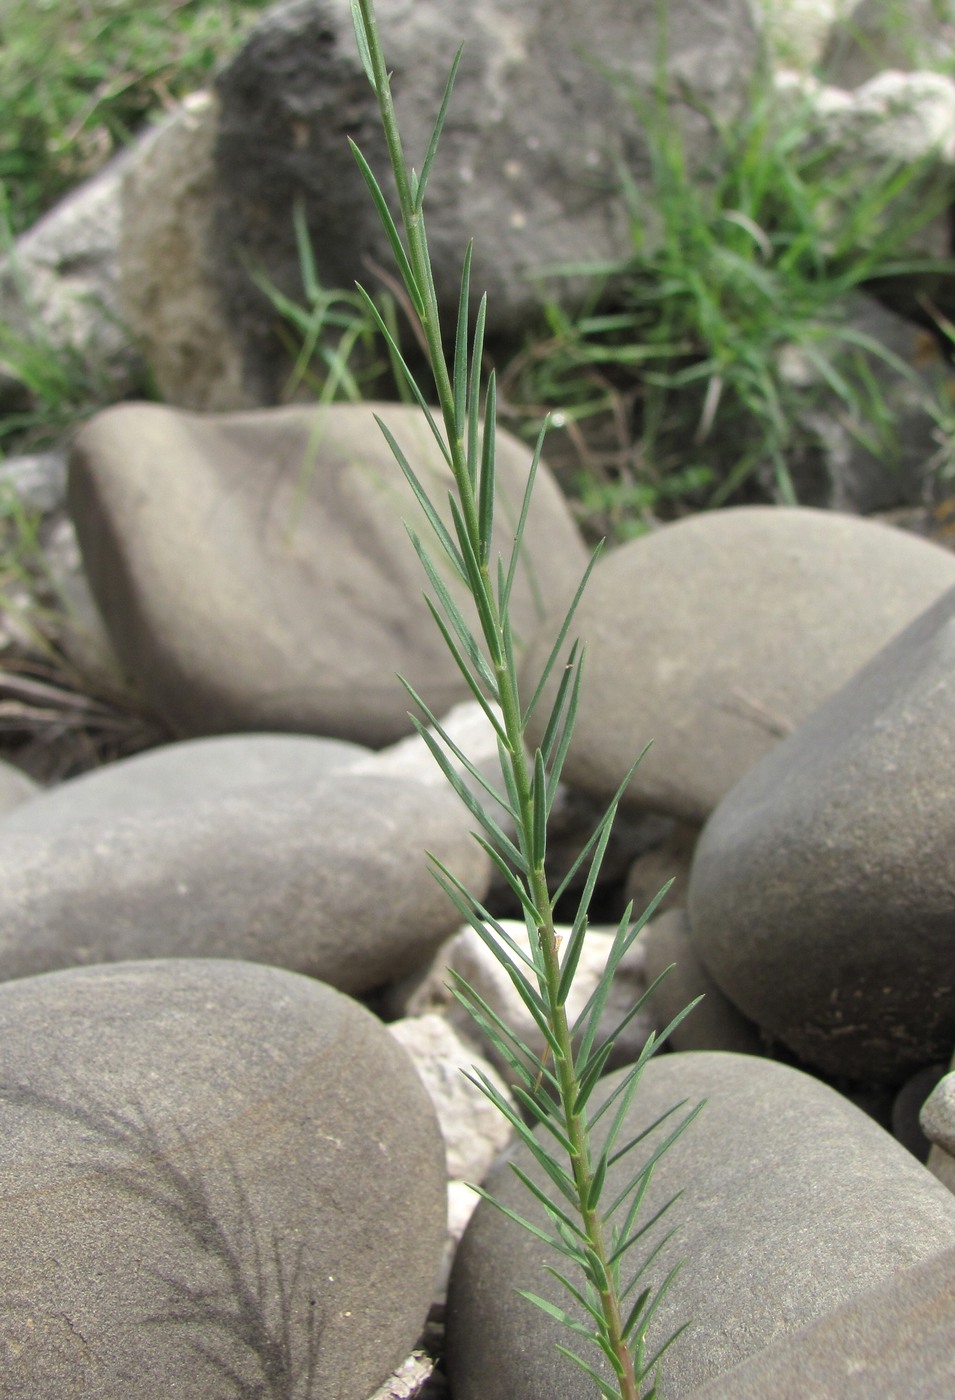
469, 1186, 559, 1250
447, 494, 502, 665
572, 1038, 616, 1116
408, 533, 498, 693
501, 415, 549, 613
543, 1265, 607, 1328
473, 835, 543, 924
466, 292, 488, 488
478, 371, 496, 565
349, 0, 375, 86
554, 1345, 620, 1400
556, 805, 619, 1006
348, 142, 423, 315
609, 1193, 683, 1269
402, 698, 513, 815
531, 747, 547, 869
375, 416, 465, 577
453, 241, 472, 444
586, 1152, 608, 1212
415, 45, 464, 213
429, 856, 540, 970
514, 1291, 598, 1345
509, 1156, 580, 1216
356, 290, 451, 462
522, 541, 603, 727
536, 637, 581, 770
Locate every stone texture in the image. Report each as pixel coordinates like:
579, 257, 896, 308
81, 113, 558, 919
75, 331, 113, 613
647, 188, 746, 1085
118, 93, 250, 412
776, 294, 953, 513
822, 0, 955, 88
209, 0, 761, 403
642, 908, 765, 1055
68, 400, 586, 744
446, 1052, 955, 1400
688, 585, 955, 1083
0, 759, 38, 818
387, 1012, 515, 1183
0, 148, 144, 409
624, 819, 698, 920
893, 1063, 949, 1160
681, 1244, 955, 1400
0, 741, 488, 992
0, 957, 447, 1399
522, 506, 955, 823
921, 1070, 955, 1154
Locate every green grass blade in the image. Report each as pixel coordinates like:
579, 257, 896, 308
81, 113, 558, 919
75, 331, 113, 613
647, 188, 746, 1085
356, 291, 452, 462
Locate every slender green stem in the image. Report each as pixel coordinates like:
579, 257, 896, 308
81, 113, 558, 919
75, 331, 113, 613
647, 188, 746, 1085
353, 3, 648, 1392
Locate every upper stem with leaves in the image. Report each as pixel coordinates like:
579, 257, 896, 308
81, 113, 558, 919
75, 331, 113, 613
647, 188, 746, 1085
348, 4, 701, 1395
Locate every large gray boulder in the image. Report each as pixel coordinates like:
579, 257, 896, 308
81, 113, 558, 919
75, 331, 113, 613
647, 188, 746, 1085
68, 400, 586, 744
0, 758, 38, 818
687, 584, 955, 1083
209, 0, 762, 403
0, 736, 488, 992
0, 958, 447, 1399
446, 1052, 955, 1399
681, 1244, 955, 1399
521, 506, 955, 823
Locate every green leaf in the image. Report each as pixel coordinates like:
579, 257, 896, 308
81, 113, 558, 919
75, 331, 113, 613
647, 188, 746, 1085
509, 1158, 581, 1218
572, 1038, 616, 1116
403, 696, 513, 815
553, 1345, 620, 1400
586, 1152, 608, 1213
466, 292, 489, 483
375, 416, 465, 577
357, 292, 451, 462
522, 541, 603, 728
349, 0, 375, 85
348, 142, 423, 316
406, 530, 498, 692
556, 804, 618, 1006
453, 241, 472, 445
542, 1264, 606, 1327
501, 416, 549, 613
415, 45, 464, 213
531, 747, 547, 870
514, 1290, 598, 1344
469, 1185, 560, 1250
472, 834, 544, 925
478, 371, 496, 566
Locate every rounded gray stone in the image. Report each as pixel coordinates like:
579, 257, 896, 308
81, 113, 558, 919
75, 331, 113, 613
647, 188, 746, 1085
687, 585, 955, 1082
522, 506, 955, 822
446, 1051, 955, 1399
642, 908, 764, 1055
68, 401, 587, 744
0, 749, 489, 992
0, 958, 447, 1399
0, 758, 39, 818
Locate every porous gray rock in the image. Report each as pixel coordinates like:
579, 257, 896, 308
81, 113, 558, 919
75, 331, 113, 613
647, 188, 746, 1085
68, 400, 586, 744
210, 0, 761, 402
0, 758, 38, 817
687, 584, 955, 1083
0, 740, 488, 992
522, 506, 955, 823
446, 1052, 955, 1399
118, 93, 250, 412
0, 958, 447, 1399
